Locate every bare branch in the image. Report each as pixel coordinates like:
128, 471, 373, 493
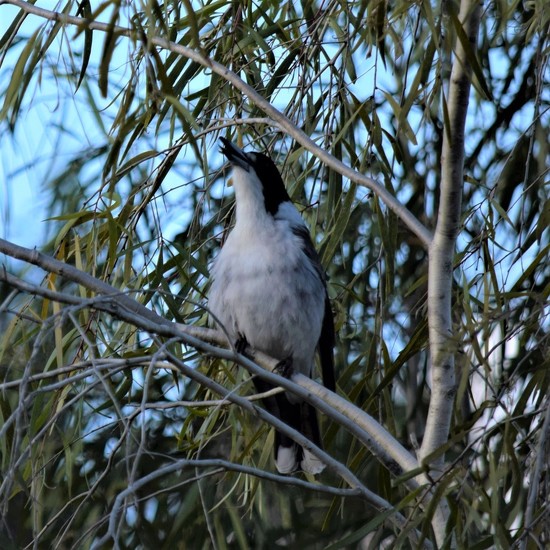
1, 243, 441, 549
91, 458, 403, 548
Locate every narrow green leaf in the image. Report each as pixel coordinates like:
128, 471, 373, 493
0, 29, 38, 121
321, 184, 357, 265
264, 48, 299, 100
74, 0, 93, 92
99, 4, 121, 97
164, 95, 201, 159
449, 6, 493, 100
382, 91, 418, 145
180, 0, 202, 51
510, 243, 550, 292
116, 150, 160, 179
0, 7, 27, 51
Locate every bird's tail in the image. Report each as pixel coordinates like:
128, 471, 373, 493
254, 379, 325, 474
275, 401, 325, 474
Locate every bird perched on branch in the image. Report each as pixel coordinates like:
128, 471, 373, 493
208, 137, 335, 474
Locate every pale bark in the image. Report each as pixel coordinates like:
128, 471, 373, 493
421, 0, 482, 464
420, 0, 483, 545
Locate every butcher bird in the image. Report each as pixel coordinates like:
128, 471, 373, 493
209, 137, 335, 474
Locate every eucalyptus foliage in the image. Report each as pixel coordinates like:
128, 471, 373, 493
0, 1, 548, 549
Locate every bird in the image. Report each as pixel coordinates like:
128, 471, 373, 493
208, 137, 335, 474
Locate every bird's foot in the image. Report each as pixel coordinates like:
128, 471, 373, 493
274, 356, 294, 378
235, 333, 248, 354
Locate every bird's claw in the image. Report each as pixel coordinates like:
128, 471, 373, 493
235, 333, 248, 354
274, 356, 294, 378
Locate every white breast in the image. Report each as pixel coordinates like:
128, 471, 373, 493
209, 213, 325, 376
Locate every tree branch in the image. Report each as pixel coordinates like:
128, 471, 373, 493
421, 0, 482, 545
92, 458, 420, 549
422, 0, 481, 464
1, 242, 436, 546
1, 0, 433, 249
0, 237, 423, 488
0, 304, 418, 546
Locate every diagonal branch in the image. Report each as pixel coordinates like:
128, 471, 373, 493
0, 262, 433, 547
1, 0, 433, 249
0, 237, 422, 487
92, 458, 427, 549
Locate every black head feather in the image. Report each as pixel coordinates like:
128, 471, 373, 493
220, 137, 291, 216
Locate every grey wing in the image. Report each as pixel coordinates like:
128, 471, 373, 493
318, 294, 335, 391
291, 225, 336, 391
291, 224, 327, 283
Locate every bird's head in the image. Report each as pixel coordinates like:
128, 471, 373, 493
220, 137, 290, 216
